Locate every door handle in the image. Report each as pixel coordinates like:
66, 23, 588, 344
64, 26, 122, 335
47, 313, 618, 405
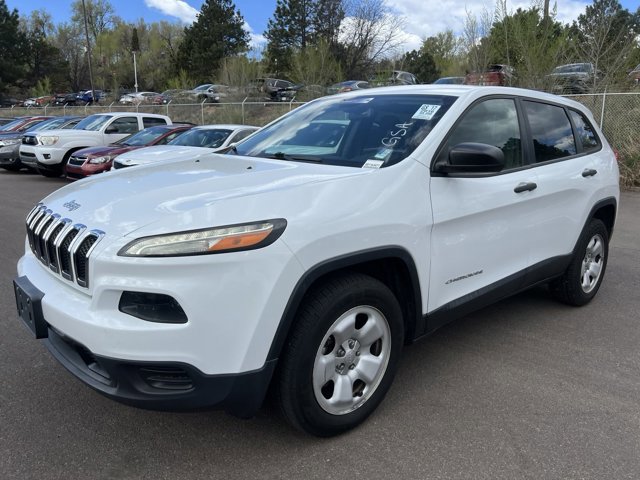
514, 182, 537, 193
582, 168, 597, 177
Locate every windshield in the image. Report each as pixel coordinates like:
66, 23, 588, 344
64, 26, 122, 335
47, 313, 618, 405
73, 115, 112, 131
25, 117, 71, 132
0, 118, 24, 131
168, 128, 232, 148
233, 94, 457, 167
116, 126, 172, 146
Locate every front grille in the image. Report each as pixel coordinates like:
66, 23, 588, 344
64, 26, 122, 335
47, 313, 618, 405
25, 204, 104, 288
68, 156, 86, 167
20, 151, 36, 158
22, 136, 38, 146
138, 366, 193, 391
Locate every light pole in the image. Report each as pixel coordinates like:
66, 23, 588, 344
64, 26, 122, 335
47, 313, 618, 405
133, 51, 138, 93
81, 0, 95, 103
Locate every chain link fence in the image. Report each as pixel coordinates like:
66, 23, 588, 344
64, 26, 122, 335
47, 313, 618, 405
7, 91, 639, 185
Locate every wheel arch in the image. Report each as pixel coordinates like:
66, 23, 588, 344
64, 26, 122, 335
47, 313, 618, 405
588, 197, 617, 239
266, 247, 424, 363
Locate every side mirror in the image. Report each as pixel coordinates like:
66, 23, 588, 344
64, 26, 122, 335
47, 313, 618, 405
436, 142, 505, 174
105, 126, 118, 134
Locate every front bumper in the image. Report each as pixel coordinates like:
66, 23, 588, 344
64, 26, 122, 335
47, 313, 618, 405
19, 144, 66, 166
65, 160, 112, 178
44, 324, 276, 415
0, 144, 20, 164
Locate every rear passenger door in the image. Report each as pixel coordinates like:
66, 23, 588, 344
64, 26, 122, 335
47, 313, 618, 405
520, 100, 603, 264
428, 97, 538, 314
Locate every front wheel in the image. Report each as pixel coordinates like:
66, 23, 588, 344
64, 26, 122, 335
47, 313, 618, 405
278, 273, 404, 436
550, 219, 609, 306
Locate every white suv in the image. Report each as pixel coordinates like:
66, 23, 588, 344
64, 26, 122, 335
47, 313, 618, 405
19, 112, 171, 177
14, 86, 619, 436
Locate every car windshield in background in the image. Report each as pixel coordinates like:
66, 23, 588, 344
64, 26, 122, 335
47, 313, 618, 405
0, 119, 24, 131
117, 126, 171, 146
25, 117, 66, 132
234, 94, 457, 167
74, 115, 112, 131
168, 128, 232, 148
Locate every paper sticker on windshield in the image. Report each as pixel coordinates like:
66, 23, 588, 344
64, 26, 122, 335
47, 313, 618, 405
373, 148, 392, 160
412, 104, 441, 120
363, 159, 384, 169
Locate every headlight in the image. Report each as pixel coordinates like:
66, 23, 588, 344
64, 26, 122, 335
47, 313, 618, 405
0, 138, 21, 146
118, 219, 287, 257
37, 136, 59, 146
88, 155, 112, 164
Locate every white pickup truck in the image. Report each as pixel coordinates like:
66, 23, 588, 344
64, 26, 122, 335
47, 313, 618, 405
19, 112, 172, 177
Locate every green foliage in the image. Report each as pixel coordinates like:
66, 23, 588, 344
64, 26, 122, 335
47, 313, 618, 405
398, 49, 439, 83
217, 56, 264, 90
423, 30, 465, 77
289, 39, 342, 88
31, 76, 51, 96
131, 27, 139, 52
166, 69, 194, 90
0, 0, 28, 92
176, 0, 249, 84
264, 0, 344, 78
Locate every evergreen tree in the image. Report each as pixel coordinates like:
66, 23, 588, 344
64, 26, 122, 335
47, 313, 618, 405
399, 49, 439, 84
176, 0, 249, 84
264, 0, 315, 76
0, 0, 28, 94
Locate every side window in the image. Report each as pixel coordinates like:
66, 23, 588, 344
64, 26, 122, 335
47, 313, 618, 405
440, 98, 523, 169
523, 101, 576, 162
143, 117, 168, 128
157, 131, 183, 145
569, 110, 600, 152
107, 117, 139, 134
229, 129, 255, 143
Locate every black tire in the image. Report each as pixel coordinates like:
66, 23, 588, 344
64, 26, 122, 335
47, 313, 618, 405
278, 273, 404, 436
1, 165, 21, 172
550, 219, 609, 306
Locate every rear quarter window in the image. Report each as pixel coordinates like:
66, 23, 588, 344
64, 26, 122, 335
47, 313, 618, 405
569, 110, 600, 152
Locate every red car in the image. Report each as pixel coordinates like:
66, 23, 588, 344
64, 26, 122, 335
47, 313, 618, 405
464, 64, 514, 86
65, 124, 193, 179
0, 116, 52, 133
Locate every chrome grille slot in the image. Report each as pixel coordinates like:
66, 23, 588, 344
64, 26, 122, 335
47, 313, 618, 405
24, 204, 105, 289
59, 228, 80, 280
68, 156, 86, 167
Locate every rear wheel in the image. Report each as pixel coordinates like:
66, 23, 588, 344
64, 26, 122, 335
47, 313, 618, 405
278, 273, 404, 436
550, 219, 609, 306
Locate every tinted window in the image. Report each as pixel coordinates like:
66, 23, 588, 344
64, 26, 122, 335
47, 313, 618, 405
440, 98, 522, 169
168, 128, 232, 148
75, 115, 112, 131
118, 126, 169, 146
158, 130, 186, 144
524, 101, 576, 162
569, 110, 599, 152
108, 117, 139, 134
229, 129, 255, 143
143, 117, 168, 128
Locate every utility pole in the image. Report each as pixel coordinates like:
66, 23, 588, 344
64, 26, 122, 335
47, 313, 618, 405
81, 0, 96, 103
133, 51, 138, 93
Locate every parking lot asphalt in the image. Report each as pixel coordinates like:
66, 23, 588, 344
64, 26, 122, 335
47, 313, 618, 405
1, 170, 639, 480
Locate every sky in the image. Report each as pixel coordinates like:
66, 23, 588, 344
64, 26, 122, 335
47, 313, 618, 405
8, 0, 640, 53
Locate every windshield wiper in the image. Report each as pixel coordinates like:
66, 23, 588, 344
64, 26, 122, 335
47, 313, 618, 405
265, 152, 324, 163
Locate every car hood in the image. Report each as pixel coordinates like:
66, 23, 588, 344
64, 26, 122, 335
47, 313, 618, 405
26, 129, 98, 139
39, 154, 367, 237
115, 145, 212, 166
75, 145, 138, 157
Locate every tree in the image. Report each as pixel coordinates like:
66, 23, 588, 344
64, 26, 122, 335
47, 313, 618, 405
423, 30, 464, 77
0, 0, 28, 94
264, 0, 316, 76
570, 0, 640, 89
398, 49, 439, 83
338, 0, 405, 79
176, 0, 249, 83
23, 10, 69, 91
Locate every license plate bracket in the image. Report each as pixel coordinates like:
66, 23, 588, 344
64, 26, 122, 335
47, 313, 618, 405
14, 276, 47, 339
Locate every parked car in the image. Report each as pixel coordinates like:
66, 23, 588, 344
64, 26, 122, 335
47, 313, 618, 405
250, 78, 303, 102
22, 98, 37, 107
370, 70, 419, 87
547, 63, 597, 94
53, 93, 79, 106
76, 90, 106, 104
0, 116, 52, 133
465, 64, 514, 86
189, 84, 230, 103
152, 89, 190, 105
113, 124, 258, 169
433, 76, 466, 85
0, 117, 16, 127
0, 97, 20, 108
0, 116, 82, 172
119, 92, 160, 105
327, 81, 370, 95
19, 112, 172, 177
65, 124, 193, 179
14, 86, 619, 436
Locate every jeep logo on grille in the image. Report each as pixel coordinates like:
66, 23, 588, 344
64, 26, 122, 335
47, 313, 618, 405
63, 200, 81, 211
